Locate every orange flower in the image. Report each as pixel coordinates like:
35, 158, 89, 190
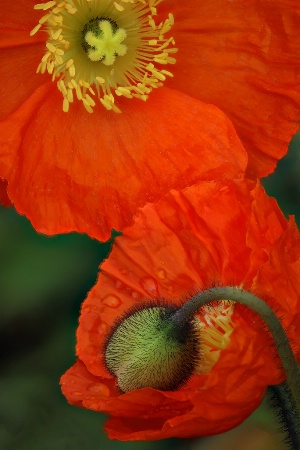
61, 178, 300, 440
0, 1, 299, 240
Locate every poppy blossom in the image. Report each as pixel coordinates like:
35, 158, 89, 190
61, 178, 300, 440
0, 1, 299, 241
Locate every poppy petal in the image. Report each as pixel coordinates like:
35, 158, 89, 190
0, 87, 247, 240
61, 358, 264, 440
0, 178, 11, 207
0, 42, 46, 119
163, 0, 300, 177
0, 0, 40, 29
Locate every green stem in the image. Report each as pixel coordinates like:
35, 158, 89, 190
171, 286, 300, 411
268, 383, 300, 449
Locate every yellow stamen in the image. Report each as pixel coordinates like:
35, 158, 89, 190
31, 0, 177, 113
113, 1, 124, 11
34, 1, 57, 10
63, 97, 69, 112
30, 23, 42, 36
195, 302, 235, 374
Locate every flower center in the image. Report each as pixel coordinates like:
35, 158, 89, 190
81, 18, 127, 65
31, 0, 177, 113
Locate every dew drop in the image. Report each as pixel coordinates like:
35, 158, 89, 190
98, 322, 109, 335
157, 269, 166, 280
132, 291, 139, 300
141, 277, 158, 295
88, 383, 110, 397
87, 402, 100, 410
167, 286, 174, 295
115, 280, 124, 290
103, 295, 121, 308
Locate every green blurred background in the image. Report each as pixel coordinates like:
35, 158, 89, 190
1, 134, 299, 450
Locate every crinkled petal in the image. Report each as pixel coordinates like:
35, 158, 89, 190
0, 87, 247, 240
162, 0, 300, 177
253, 217, 300, 355
61, 358, 264, 440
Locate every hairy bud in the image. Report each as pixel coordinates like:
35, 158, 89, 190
105, 305, 201, 393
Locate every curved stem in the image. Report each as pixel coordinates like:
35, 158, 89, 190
171, 286, 300, 411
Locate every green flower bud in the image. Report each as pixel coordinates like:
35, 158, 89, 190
105, 305, 201, 393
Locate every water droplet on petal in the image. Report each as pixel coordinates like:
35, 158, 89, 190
115, 280, 124, 290
98, 322, 109, 335
87, 401, 100, 410
141, 277, 158, 295
88, 383, 110, 397
167, 286, 174, 295
132, 291, 139, 300
157, 269, 166, 280
103, 295, 121, 308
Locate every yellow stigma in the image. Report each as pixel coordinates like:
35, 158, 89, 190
31, 0, 177, 113
85, 20, 127, 64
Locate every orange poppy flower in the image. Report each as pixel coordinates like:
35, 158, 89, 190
61, 178, 300, 440
0, 1, 299, 240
